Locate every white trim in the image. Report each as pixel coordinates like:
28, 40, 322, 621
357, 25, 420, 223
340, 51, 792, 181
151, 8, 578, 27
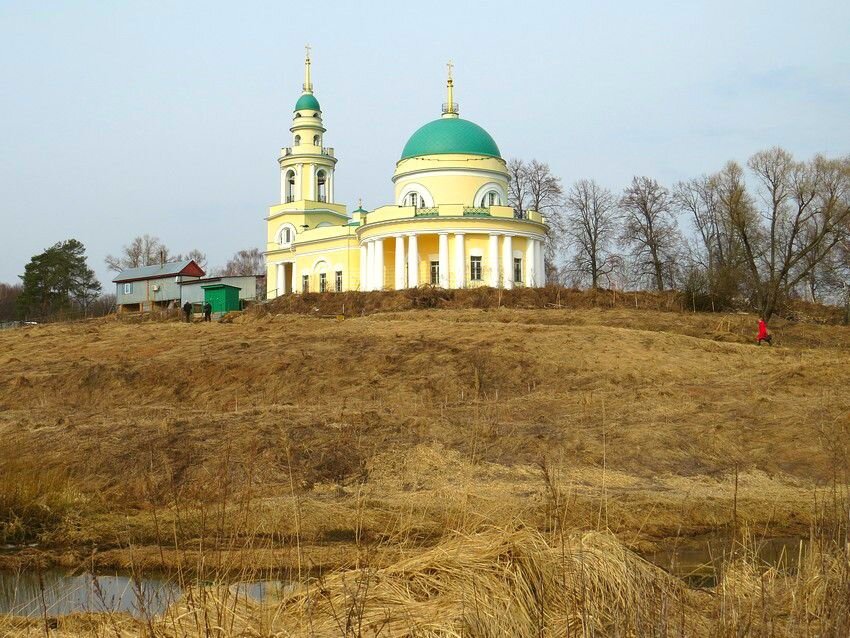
472, 182, 508, 208
360, 227, 546, 244
311, 257, 329, 273
397, 183, 434, 207
393, 167, 508, 183
275, 222, 298, 247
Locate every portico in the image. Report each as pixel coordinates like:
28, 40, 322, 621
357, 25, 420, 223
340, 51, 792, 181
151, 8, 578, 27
357, 228, 545, 291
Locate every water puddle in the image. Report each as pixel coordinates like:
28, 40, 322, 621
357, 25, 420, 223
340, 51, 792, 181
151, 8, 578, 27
0, 570, 288, 618
647, 536, 805, 587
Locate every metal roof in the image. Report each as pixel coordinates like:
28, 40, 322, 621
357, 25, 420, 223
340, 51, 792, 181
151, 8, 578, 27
113, 260, 203, 283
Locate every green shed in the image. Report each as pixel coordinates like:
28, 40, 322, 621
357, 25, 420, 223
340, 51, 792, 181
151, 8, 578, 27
202, 284, 242, 314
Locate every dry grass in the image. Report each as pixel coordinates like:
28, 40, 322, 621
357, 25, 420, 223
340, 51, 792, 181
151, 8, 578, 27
1, 293, 849, 634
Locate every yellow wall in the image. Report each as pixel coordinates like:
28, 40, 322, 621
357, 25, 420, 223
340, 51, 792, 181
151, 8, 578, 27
393, 154, 509, 207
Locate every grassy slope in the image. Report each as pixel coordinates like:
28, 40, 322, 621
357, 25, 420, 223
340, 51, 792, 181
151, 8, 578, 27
1, 303, 848, 568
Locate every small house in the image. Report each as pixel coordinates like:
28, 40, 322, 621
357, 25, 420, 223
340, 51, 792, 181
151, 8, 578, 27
113, 260, 206, 312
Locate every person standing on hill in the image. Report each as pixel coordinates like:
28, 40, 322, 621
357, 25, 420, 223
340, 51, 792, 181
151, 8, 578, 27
182, 301, 192, 323
203, 301, 212, 322
757, 318, 772, 345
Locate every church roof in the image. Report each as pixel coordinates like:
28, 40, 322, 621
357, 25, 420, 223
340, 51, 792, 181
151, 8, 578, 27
295, 93, 321, 112
400, 117, 501, 160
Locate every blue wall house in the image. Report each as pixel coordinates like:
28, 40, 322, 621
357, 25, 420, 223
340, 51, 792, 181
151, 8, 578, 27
113, 260, 206, 312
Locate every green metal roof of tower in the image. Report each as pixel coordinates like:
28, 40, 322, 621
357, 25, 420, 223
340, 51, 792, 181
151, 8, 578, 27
295, 93, 321, 112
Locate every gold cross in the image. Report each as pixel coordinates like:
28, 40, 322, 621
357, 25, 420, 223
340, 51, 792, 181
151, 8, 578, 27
305, 43, 311, 60
447, 59, 453, 80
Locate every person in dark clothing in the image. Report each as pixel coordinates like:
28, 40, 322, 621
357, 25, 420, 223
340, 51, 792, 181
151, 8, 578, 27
182, 301, 192, 323
203, 301, 212, 322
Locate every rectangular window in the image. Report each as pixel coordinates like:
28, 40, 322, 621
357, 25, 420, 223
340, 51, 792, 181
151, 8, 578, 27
302, 274, 309, 293
430, 261, 439, 285
123, 282, 133, 294
319, 272, 327, 293
335, 270, 343, 292
470, 256, 482, 281
514, 257, 523, 284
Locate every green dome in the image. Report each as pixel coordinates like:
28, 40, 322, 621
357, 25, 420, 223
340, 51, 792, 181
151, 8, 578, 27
400, 118, 501, 160
294, 93, 321, 112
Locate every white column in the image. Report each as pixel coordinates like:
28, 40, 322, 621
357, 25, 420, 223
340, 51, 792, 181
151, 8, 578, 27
291, 262, 298, 294
276, 263, 283, 297
488, 234, 499, 287
328, 170, 334, 203
374, 238, 384, 290
308, 164, 315, 200
453, 233, 465, 288
536, 239, 546, 286
438, 233, 449, 288
502, 234, 514, 289
360, 244, 368, 291
407, 233, 419, 288
366, 240, 375, 291
296, 164, 303, 201
395, 235, 406, 289
526, 238, 536, 287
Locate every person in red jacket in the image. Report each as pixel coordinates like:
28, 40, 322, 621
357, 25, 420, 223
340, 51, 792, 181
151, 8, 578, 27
757, 318, 772, 345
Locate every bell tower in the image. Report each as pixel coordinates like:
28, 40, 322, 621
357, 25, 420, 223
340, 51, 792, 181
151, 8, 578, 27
279, 46, 338, 205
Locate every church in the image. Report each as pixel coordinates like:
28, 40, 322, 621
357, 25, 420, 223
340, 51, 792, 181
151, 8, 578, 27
264, 51, 549, 296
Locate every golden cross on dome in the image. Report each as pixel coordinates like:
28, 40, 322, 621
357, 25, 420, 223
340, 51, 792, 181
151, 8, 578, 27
305, 43, 311, 60
446, 59, 454, 80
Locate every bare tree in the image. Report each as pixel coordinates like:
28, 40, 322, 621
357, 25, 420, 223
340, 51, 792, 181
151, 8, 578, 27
564, 179, 620, 288
619, 176, 681, 291
507, 158, 565, 283
105, 235, 171, 272
175, 248, 207, 270
220, 248, 264, 276
731, 148, 850, 320
106, 235, 206, 272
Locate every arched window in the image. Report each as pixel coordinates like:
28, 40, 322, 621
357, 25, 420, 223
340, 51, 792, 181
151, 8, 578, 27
317, 170, 327, 202
285, 170, 296, 203
482, 191, 501, 207
405, 192, 420, 208
313, 134, 320, 146
283, 227, 291, 243
294, 135, 301, 146
278, 224, 295, 247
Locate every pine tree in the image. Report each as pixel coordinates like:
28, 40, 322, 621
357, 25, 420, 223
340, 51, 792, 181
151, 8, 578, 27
17, 239, 101, 319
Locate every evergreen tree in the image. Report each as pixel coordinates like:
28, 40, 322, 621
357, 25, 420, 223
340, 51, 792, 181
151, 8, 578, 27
17, 239, 101, 319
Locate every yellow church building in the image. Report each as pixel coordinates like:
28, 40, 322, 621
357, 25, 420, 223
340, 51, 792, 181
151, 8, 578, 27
265, 51, 548, 296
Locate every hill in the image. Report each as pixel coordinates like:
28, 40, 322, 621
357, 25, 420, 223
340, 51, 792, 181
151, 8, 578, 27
2, 297, 848, 563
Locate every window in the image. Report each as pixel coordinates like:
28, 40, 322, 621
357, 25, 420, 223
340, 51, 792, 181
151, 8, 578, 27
313, 134, 320, 146
405, 192, 420, 208
317, 170, 327, 202
482, 191, 501, 207
514, 257, 523, 284
285, 171, 295, 203
335, 270, 343, 292
282, 227, 291, 244
123, 282, 133, 294
302, 274, 309, 293
294, 135, 301, 146
319, 272, 327, 293
470, 256, 482, 281
430, 261, 440, 285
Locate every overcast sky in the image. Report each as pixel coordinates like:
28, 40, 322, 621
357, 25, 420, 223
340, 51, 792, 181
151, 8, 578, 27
1, 1, 848, 286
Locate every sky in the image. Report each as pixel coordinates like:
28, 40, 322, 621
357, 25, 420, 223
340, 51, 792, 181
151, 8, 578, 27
1, 1, 849, 287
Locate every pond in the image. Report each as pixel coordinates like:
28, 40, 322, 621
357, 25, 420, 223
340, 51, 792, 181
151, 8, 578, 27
0, 570, 288, 618
647, 536, 805, 587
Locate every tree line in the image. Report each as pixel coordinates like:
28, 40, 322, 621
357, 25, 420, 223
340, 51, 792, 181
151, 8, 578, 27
509, 147, 850, 321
